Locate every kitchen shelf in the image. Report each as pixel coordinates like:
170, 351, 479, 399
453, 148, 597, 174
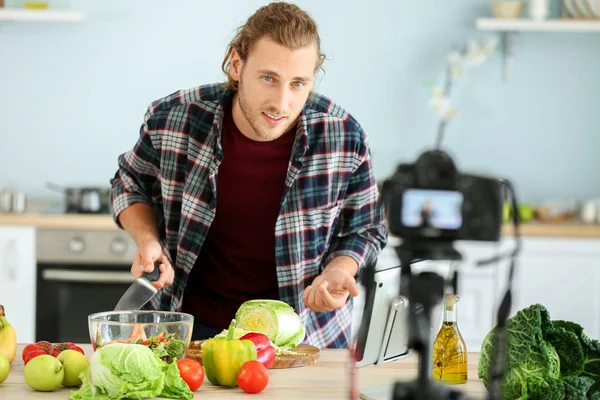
476, 18, 600, 32
0, 8, 85, 22
475, 18, 600, 81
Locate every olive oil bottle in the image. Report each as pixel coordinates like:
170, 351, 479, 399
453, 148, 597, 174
432, 293, 467, 384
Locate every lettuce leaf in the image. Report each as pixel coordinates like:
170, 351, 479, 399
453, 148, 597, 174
68, 343, 192, 400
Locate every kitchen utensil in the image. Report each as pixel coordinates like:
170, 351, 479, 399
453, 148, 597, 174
563, 0, 580, 17
0, 189, 12, 213
46, 182, 111, 214
114, 262, 161, 311
529, 0, 549, 19
581, 201, 597, 223
490, 1, 526, 18
0, 188, 26, 214
11, 191, 26, 214
255, 344, 321, 369
575, 0, 592, 16
88, 310, 194, 359
588, 0, 600, 18
186, 342, 321, 369
25, 1, 49, 9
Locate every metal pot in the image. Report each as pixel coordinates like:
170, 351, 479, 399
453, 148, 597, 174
0, 188, 26, 214
47, 182, 111, 214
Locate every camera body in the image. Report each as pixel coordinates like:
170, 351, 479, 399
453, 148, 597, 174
380, 149, 504, 243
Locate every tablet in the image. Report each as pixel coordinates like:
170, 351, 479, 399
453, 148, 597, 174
353, 261, 414, 368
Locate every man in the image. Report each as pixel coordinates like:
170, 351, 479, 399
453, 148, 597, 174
110, 2, 387, 349
420, 200, 434, 228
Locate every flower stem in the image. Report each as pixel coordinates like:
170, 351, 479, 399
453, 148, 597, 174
435, 64, 454, 149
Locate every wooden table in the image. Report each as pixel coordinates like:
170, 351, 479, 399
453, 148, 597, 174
1, 344, 487, 399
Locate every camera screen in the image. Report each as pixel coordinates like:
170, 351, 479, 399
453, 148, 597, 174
401, 189, 463, 230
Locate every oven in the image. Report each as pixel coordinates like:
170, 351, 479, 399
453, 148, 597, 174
35, 228, 137, 343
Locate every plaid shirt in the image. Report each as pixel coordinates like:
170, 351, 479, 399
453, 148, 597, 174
110, 84, 388, 349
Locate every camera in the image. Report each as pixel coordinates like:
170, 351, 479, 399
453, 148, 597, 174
380, 149, 504, 245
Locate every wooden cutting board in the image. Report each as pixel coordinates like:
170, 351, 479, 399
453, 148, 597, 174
186, 343, 320, 369
271, 344, 320, 369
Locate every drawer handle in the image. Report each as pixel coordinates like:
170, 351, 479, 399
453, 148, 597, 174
42, 269, 134, 284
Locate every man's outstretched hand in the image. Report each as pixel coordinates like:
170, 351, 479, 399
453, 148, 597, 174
302, 257, 360, 313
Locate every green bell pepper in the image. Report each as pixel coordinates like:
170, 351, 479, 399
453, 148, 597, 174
202, 319, 257, 387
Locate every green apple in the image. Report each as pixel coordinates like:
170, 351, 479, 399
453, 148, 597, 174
57, 349, 89, 387
519, 204, 534, 223
23, 354, 64, 391
0, 353, 9, 384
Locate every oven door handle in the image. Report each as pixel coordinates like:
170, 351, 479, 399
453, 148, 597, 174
41, 269, 135, 284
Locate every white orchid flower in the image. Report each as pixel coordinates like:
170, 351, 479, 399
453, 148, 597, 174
464, 39, 486, 67
447, 51, 463, 65
447, 51, 464, 78
482, 37, 499, 55
425, 36, 497, 130
431, 87, 445, 98
429, 95, 457, 121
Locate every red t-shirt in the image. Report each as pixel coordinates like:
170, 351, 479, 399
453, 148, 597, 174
181, 105, 295, 329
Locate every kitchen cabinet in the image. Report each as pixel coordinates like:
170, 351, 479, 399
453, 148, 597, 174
498, 237, 600, 340
0, 225, 36, 343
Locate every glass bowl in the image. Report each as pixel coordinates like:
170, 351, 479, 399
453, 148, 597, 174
88, 311, 194, 361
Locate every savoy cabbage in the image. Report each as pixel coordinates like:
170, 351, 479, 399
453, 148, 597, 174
478, 303, 600, 399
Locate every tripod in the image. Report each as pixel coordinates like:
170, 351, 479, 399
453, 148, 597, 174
392, 240, 467, 400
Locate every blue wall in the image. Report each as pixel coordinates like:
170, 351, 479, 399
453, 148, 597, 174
1, 0, 599, 204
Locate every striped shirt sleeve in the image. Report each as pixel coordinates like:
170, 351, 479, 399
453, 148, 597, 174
323, 146, 388, 273
109, 107, 162, 228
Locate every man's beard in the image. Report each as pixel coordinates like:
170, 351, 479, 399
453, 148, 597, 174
237, 78, 296, 141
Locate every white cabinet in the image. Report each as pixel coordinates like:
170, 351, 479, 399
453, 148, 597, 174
502, 237, 600, 340
455, 237, 600, 352
0, 225, 36, 343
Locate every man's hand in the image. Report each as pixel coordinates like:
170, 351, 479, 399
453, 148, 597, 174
131, 240, 174, 290
302, 257, 360, 313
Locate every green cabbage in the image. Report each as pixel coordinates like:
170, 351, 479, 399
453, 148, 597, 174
69, 343, 192, 400
478, 303, 600, 399
235, 299, 305, 348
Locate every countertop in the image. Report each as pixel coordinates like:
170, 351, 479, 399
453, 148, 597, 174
0, 213, 118, 230
2, 343, 487, 399
2, 212, 600, 238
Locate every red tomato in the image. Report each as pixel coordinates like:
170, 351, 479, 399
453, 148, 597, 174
237, 360, 269, 394
22, 344, 42, 361
35, 341, 53, 354
177, 358, 204, 391
51, 342, 85, 357
24, 349, 47, 365
52, 344, 65, 357
22, 341, 52, 363
65, 343, 85, 355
